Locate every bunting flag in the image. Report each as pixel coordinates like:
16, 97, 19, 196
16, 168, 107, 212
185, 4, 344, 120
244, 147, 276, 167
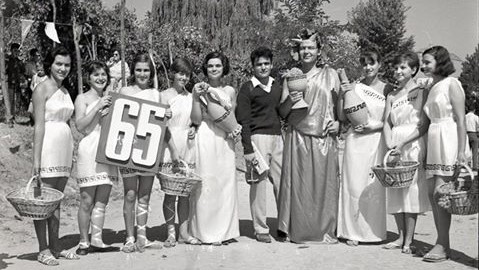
45, 22, 61, 43
20, 19, 34, 45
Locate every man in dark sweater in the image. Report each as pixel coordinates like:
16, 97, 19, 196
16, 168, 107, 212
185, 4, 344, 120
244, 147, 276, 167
235, 47, 283, 243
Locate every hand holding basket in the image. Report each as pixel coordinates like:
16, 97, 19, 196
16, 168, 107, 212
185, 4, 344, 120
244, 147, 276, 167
5, 176, 64, 220
436, 164, 478, 215
372, 149, 420, 188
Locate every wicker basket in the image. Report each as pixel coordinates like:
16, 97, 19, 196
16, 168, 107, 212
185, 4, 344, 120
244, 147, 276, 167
372, 150, 420, 188
437, 164, 478, 215
5, 176, 64, 220
158, 160, 202, 197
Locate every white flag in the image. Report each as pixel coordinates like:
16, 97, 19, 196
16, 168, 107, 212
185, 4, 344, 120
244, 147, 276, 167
21, 19, 34, 45
45, 22, 61, 43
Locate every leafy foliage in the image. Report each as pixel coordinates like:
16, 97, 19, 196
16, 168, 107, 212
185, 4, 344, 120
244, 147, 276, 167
349, 0, 415, 83
459, 43, 479, 107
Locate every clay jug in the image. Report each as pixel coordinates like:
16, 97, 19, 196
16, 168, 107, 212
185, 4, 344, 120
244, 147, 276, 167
200, 87, 242, 137
338, 69, 369, 127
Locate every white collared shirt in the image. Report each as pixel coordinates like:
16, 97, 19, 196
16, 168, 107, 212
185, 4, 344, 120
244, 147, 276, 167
251, 76, 274, 93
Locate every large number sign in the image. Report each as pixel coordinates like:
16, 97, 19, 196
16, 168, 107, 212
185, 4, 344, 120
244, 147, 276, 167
96, 92, 168, 173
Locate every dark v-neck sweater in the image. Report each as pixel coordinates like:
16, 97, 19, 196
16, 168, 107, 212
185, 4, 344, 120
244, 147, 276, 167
235, 79, 282, 155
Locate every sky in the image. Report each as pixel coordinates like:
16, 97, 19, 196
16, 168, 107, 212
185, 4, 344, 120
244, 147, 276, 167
102, 0, 478, 60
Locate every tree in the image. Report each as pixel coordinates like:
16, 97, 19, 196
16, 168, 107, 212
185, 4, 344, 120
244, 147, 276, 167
349, 0, 415, 83
459, 44, 479, 105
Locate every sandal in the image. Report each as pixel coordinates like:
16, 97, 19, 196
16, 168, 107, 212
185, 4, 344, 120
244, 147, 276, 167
212, 242, 222, 246
75, 242, 90, 256
163, 225, 177, 248
122, 237, 136, 253
136, 239, 163, 253
38, 252, 59, 266
55, 250, 80, 260
382, 242, 402, 250
402, 246, 412, 254
178, 236, 202, 245
346, 240, 359, 246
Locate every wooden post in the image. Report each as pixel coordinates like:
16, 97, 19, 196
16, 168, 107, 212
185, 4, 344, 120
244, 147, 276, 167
0, 5, 12, 122
51, 0, 56, 47
72, 18, 83, 93
120, 0, 126, 87
148, 33, 158, 89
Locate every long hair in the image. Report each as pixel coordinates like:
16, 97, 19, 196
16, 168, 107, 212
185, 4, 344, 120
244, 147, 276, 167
128, 52, 155, 87
422, 46, 455, 77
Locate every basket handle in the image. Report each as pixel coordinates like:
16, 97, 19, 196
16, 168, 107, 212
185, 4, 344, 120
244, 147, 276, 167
383, 149, 400, 168
25, 175, 41, 199
452, 163, 475, 187
177, 159, 191, 175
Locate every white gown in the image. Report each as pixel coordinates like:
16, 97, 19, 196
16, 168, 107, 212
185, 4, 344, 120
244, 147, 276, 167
387, 88, 430, 213
337, 83, 387, 242
75, 99, 118, 188
40, 89, 74, 178
188, 87, 239, 243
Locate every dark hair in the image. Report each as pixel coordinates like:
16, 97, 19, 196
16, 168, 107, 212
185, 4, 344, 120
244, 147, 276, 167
85, 61, 111, 91
43, 46, 72, 76
171, 57, 193, 77
29, 48, 38, 57
360, 48, 381, 66
393, 52, 420, 77
10, 43, 20, 50
250, 47, 273, 66
128, 52, 155, 87
202, 51, 230, 76
422, 46, 455, 77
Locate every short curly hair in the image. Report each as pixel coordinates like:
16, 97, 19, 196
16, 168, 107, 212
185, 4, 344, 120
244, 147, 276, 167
85, 60, 111, 91
392, 51, 420, 77
422, 46, 455, 77
202, 51, 230, 77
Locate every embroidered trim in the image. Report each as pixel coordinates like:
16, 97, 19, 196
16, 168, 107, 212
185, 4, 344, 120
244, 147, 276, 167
119, 167, 154, 176
425, 163, 457, 172
344, 102, 367, 114
40, 166, 71, 174
362, 87, 386, 101
214, 109, 231, 123
77, 174, 117, 185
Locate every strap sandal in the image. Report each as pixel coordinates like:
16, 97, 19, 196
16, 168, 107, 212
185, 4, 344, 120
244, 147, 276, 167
122, 237, 136, 253
346, 240, 359, 246
212, 242, 222, 246
382, 242, 402, 250
178, 236, 202, 245
163, 225, 177, 248
37, 252, 59, 266
135, 239, 163, 253
402, 246, 412, 254
55, 250, 80, 260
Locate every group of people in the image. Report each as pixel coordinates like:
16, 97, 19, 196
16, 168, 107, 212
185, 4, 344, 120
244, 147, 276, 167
27, 28, 475, 266
3, 43, 44, 127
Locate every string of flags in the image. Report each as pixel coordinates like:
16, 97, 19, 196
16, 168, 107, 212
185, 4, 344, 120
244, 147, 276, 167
20, 18, 67, 45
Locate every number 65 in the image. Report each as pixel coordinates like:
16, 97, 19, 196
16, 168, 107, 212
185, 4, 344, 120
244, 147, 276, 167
104, 98, 166, 167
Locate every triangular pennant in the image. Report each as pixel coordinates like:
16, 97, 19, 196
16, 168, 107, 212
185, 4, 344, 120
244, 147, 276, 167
21, 19, 34, 45
45, 22, 61, 43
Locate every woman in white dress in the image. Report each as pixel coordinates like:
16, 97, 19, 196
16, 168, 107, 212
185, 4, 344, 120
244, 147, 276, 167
119, 53, 164, 252
32, 47, 79, 265
189, 52, 240, 245
337, 49, 392, 246
158, 57, 200, 247
74, 61, 119, 255
382, 52, 430, 253
421, 46, 468, 263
